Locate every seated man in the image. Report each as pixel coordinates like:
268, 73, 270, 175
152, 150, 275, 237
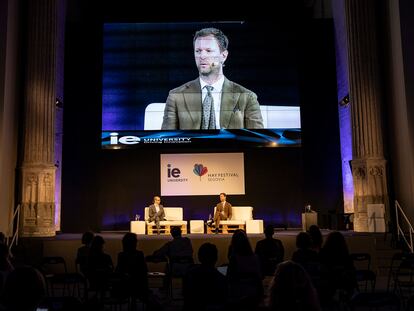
255, 225, 285, 276
211, 192, 232, 233
183, 243, 227, 311
151, 226, 194, 277
148, 195, 165, 234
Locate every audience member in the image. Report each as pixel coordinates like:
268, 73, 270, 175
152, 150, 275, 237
152, 226, 193, 259
291, 232, 320, 287
291, 232, 319, 266
76, 231, 94, 275
150, 226, 194, 291
116, 232, 149, 302
308, 225, 323, 252
318, 231, 357, 306
0, 243, 14, 294
1, 266, 46, 311
227, 229, 263, 309
183, 242, 227, 311
255, 225, 285, 276
268, 260, 321, 311
86, 235, 114, 291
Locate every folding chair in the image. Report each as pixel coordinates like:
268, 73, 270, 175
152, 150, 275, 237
350, 253, 376, 291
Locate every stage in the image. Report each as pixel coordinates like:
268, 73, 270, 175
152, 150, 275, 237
14, 230, 389, 275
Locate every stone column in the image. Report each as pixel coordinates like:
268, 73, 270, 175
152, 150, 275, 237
345, 0, 389, 231
19, 0, 57, 237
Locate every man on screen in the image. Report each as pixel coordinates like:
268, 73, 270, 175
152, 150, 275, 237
161, 27, 264, 130
148, 195, 165, 234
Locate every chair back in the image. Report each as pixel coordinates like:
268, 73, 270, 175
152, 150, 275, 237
350, 253, 371, 270
40, 256, 67, 275
144, 207, 183, 221
213, 206, 253, 221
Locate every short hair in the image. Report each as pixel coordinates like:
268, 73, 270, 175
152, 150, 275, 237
90, 235, 105, 252
193, 28, 229, 52
219, 192, 227, 197
81, 231, 95, 245
122, 232, 138, 252
296, 232, 312, 249
153, 195, 160, 202
198, 242, 218, 266
171, 226, 182, 238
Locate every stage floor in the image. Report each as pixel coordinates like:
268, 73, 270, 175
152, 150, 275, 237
19, 229, 382, 273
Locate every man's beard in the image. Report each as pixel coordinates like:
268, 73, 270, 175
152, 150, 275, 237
199, 65, 219, 76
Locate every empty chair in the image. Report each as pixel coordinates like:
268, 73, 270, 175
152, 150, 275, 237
38, 256, 68, 296
394, 256, 414, 306
350, 253, 376, 292
387, 252, 413, 292
349, 292, 400, 311
39, 256, 88, 300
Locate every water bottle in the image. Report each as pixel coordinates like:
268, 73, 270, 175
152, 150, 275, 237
135, 214, 139, 221
208, 213, 212, 221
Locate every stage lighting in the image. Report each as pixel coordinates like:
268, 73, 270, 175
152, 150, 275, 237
339, 94, 350, 107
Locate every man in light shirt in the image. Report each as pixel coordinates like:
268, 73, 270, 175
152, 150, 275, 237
148, 196, 165, 234
161, 27, 263, 130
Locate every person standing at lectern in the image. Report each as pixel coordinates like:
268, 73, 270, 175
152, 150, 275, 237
148, 195, 165, 234
213, 193, 232, 233
161, 27, 264, 130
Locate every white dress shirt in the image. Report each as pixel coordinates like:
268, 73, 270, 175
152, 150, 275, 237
155, 204, 160, 213
200, 76, 225, 129
221, 201, 226, 215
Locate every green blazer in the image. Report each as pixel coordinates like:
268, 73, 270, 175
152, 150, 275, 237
161, 78, 264, 130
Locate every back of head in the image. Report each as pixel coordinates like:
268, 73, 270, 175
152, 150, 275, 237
81, 231, 95, 246
171, 226, 182, 238
122, 232, 138, 252
296, 232, 312, 249
264, 225, 275, 238
3, 266, 46, 311
231, 229, 253, 256
322, 231, 349, 259
270, 260, 318, 310
90, 235, 105, 253
308, 225, 323, 248
198, 242, 218, 266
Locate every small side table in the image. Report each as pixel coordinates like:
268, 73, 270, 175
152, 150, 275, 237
190, 220, 205, 234
130, 221, 146, 234
246, 220, 264, 234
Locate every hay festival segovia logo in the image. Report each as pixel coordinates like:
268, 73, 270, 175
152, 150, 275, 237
193, 164, 208, 180
193, 163, 239, 182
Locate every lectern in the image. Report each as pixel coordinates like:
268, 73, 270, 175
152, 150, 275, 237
302, 212, 318, 231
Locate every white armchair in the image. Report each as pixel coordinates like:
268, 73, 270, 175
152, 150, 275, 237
207, 206, 255, 234
144, 207, 187, 235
